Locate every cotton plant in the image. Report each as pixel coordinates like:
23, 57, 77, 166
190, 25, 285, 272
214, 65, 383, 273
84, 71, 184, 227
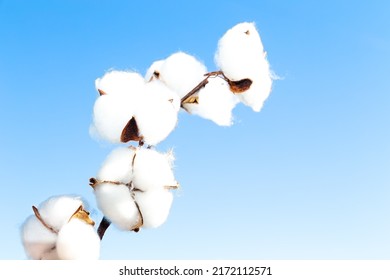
21, 21, 274, 259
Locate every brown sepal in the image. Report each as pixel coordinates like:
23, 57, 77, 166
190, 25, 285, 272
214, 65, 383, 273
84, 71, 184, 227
228, 78, 253, 94
98, 89, 107, 96
182, 96, 199, 104
121, 117, 143, 143
70, 205, 95, 226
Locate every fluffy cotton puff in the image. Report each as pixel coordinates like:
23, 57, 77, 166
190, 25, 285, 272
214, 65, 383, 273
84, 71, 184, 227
56, 219, 100, 260
95, 70, 145, 98
183, 77, 239, 126
132, 148, 178, 192
21, 215, 59, 260
36, 196, 84, 233
145, 60, 164, 82
97, 147, 136, 183
91, 94, 136, 143
93, 183, 141, 231
215, 22, 273, 112
215, 22, 265, 80
154, 52, 207, 99
134, 189, 174, 228
134, 80, 180, 146
237, 74, 272, 112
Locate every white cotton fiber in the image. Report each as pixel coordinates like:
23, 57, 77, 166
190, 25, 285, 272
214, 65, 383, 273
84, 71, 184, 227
132, 148, 178, 192
155, 52, 207, 98
92, 70, 147, 143
56, 219, 100, 260
237, 75, 272, 112
97, 146, 136, 183
93, 183, 141, 231
91, 94, 136, 143
134, 80, 180, 146
215, 22, 273, 112
135, 189, 174, 228
215, 22, 265, 80
95, 70, 145, 98
36, 196, 84, 233
145, 60, 164, 82
183, 77, 239, 126
21, 195, 93, 260
21, 215, 59, 260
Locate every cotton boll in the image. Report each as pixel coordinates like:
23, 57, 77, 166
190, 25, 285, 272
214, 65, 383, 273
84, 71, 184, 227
157, 52, 207, 98
183, 77, 239, 126
215, 22, 273, 112
134, 80, 180, 146
132, 148, 178, 192
97, 146, 136, 183
56, 219, 100, 260
134, 190, 174, 228
93, 183, 141, 231
36, 196, 84, 233
91, 94, 136, 143
95, 70, 145, 98
21, 215, 59, 260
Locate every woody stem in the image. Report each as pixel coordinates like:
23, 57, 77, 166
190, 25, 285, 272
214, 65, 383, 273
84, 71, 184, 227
97, 216, 111, 240
180, 70, 224, 106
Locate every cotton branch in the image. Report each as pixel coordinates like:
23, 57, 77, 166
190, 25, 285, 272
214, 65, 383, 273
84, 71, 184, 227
97, 217, 111, 240
180, 71, 223, 106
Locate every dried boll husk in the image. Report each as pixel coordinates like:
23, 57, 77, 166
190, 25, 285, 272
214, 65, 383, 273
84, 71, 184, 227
56, 218, 100, 260
182, 77, 239, 126
133, 80, 180, 146
215, 22, 273, 112
134, 189, 174, 229
146, 52, 207, 99
132, 148, 178, 192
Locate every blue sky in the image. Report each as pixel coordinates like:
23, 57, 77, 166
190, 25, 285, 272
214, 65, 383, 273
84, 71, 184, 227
0, 0, 389, 259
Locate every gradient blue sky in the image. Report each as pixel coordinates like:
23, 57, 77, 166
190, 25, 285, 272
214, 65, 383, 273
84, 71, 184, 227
0, 0, 389, 259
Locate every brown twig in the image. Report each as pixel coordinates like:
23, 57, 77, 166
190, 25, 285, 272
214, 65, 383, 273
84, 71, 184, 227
180, 71, 223, 106
97, 216, 111, 240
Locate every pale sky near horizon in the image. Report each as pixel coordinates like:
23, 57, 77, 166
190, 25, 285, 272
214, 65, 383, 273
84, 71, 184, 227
0, 0, 389, 259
